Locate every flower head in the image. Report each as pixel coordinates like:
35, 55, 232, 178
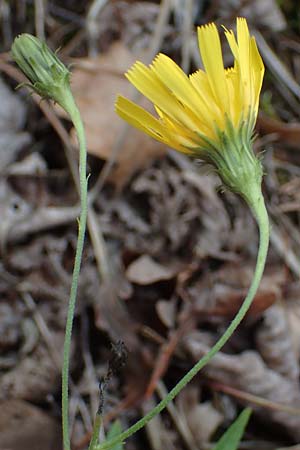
115, 18, 265, 205
11, 33, 71, 107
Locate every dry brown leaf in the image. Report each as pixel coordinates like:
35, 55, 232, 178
141, 395, 177, 450
0, 332, 64, 402
0, 178, 80, 244
0, 77, 31, 170
156, 299, 177, 328
7, 152, 47, 176
258, 114, 300, 149
185, 264, 285, 319
0, 400, 61, 450
182, 170, 231, 258
7, 205, 80, 243
255, 303, 300, 383
277, 177, 300, 213
59, 43, 165, 186
177, 386, 224, 445
284, 282, 300, 359
126, 254, 178, 285
96, 157, 231, 259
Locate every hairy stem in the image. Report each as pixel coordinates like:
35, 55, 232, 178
96, 189, 269, 450
61, 91, 88, 450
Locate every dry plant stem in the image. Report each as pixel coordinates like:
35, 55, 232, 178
155, 380, 198, 450
60, 91, 88, 450
96, 190, 270, 450
209, 381, 300, 415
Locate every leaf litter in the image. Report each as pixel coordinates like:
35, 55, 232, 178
1, 1, 300, 449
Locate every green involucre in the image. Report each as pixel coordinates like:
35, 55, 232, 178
191, 117, 263, 206
11, 33, 71, 106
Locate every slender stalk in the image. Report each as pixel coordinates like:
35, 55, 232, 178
61, 91, 88, 450
96, 191, 269, 450
89, 414, 103, 450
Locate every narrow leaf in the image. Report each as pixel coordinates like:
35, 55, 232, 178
105, 420, 124, 450
212, 408, 252, 450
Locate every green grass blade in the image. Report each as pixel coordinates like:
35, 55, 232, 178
212, 408, 252, 450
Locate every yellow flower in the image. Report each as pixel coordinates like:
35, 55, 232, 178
115, 18, 265, 204
116, 17, 263, 153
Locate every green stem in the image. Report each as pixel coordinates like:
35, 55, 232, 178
96, 190, 269, 450
61, 90, 88, 450
89, 414, 103, 450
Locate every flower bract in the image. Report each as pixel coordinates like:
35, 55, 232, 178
11, 33, 71, 108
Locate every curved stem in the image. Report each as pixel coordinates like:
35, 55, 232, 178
96, 190, 269, 450
61, 91, 88, 450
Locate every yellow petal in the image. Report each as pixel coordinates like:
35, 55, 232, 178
189, 69, 223, 127
224, 28, 239, 61
250, 36, 264, 114
237, 18, 251, 80
115, 95, 170, 144
126, 61, 201, 131
115, 96, 194, 153
151, 54, 211, 123
155, 105, 209, 147
225, 67, 242, 126
225, 18, 264, 122
198, 23, 228, 113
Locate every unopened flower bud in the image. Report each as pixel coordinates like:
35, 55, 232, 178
11, 33, 71, 107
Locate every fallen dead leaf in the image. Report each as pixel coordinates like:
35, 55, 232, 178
258, 113, 300, 149
57, 42, 165, 186
184, 332, 300, 440
0, 332, 64, 402
156, 299, 177, 328
126, 254, 178, 285
0, 399, 61, 450
284, 282, 300, 359
177, 387, 224, 445
0, 77, 31, 170
185, 264, 285, 319
255, 303, 299, 383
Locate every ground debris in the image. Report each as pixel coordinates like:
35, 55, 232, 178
97, 157, 230, 259
176, 385, 224, 446
184, 331, 300, 441
255, 303, 300, 383
1, 1, 300, 449
0, 399, 61, 450
0, 77, 31, 170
